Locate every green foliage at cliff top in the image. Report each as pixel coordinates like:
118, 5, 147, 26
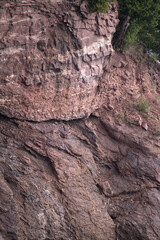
88, 0, 115, 13
88, 0, 109, 13
88, 0, 160, 60
119, 0, 160, 59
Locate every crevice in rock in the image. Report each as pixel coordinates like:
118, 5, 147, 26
0, 113, 91, 124
96, 182, 159, 199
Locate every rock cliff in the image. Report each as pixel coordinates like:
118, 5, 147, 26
0, 1, 160, 240
0, 0, 118, 121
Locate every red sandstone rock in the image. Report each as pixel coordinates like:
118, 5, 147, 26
0, 111, 160, 240
0, 1, 160, 240
0, 0, 118, 121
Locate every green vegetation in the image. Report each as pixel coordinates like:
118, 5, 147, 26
88, 0, 160, 60
88, 0, 109, 13
115, 112, 125, 125
88, 0, 114, 13
142, 113, 149, 119
127, 120, 133, 127
135, 96, 149, 112
115, 119, 120, 125
118, 0, 160, 60
119, 112, 125, 122
149, 52, 159, 62
115, 113, 133, 127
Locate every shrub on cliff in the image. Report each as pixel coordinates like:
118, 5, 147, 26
88, 0, 160, 60
135, 96, 149, 112
117, 0, 160, 59
88, 0, 113, 13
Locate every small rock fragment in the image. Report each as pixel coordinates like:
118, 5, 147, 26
142, 122, 148, 130
108, 104, 114, 110
135, 116, 142, 126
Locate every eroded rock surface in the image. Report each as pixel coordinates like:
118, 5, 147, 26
0, 112, 160, 240
0, 1, 160, 240
0, 0, 118, 121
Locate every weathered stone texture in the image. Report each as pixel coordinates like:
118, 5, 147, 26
0, 1, 160, 240
0, 113, 160, 240
0, 116, 117, 240
0, 0, 118, 121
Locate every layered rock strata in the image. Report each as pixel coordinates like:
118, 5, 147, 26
0, 0, 118, 121
0, 111, 160, 240
0, 50, 160, 240
0, 1, 160, 240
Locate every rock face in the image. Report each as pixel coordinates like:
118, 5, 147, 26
0, 1, 160, 240
0, 0, 118, 121
0, 113, 160, 240
0, 117, 116, 240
